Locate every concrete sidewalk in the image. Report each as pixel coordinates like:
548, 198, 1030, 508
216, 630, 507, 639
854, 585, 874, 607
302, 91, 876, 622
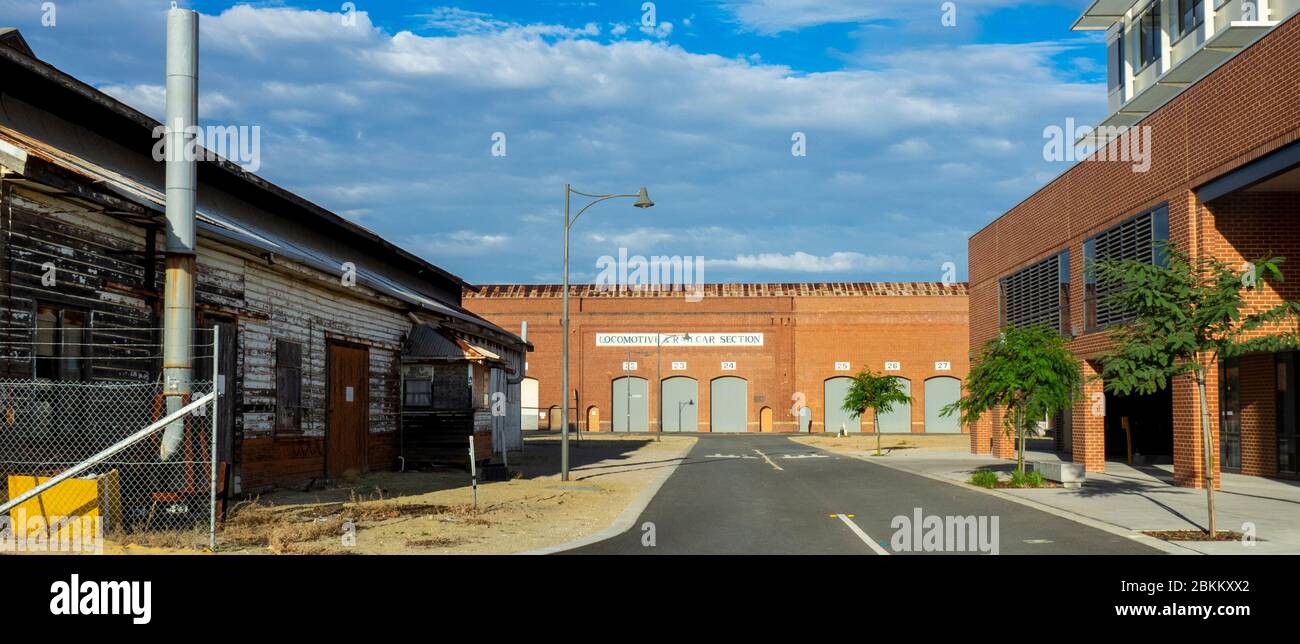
861, 447, 1300, 554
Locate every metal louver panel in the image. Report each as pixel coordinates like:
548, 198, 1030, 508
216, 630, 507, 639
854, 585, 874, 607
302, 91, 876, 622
1092, 211, 1155, 327
1000, 253, 1061, 329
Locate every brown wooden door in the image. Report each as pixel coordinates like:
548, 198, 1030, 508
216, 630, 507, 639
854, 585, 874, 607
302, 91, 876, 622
327, 342, 369, 478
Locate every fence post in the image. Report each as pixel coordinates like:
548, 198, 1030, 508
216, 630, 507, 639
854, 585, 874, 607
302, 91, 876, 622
468, 435, 478, 509
208, 325, 219, 551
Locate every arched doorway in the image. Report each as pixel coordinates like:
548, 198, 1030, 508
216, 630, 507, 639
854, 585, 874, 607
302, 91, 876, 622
521, 377, 539, 430
710, 377, 748, 433
924, 376, 961, 433
660, 376, 698, 432
612, 376, 649, 431
824, 376, 861, 433
876, 378, 913, 433
587, 405, 601, 433
546, 404, 561, 431
759, 406, 773, 432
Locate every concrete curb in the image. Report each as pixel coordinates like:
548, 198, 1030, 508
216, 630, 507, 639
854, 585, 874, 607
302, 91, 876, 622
840, 451, 1197, 555
517, 439, 694, 555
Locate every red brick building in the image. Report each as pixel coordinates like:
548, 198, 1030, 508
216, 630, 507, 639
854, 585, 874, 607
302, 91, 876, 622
464, 283, 968, 435
970, 2, 1300, 486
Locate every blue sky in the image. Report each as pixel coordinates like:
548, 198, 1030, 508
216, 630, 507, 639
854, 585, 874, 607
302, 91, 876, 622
0, 0, 1108, 284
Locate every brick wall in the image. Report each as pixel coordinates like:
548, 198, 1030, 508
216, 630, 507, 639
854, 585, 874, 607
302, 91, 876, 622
968, 16, 1300, 485
464, 285, 969, 434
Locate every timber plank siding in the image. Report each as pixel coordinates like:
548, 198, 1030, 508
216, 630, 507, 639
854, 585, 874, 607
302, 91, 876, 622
0, 186, 413, 492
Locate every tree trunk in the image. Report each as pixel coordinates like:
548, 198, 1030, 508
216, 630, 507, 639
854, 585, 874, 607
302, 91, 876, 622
1014, 405, 1025, 474
874, 410, 881, 456
1195, 366, 1217, 537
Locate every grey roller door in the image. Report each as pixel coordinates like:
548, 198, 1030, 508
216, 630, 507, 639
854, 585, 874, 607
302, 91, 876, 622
924, 377, 961, 433
661, 377, 698, 432
710, 377, 748, 433
876, 378, 912, 434
823, 377, 861, 433
613, 377, 649, 432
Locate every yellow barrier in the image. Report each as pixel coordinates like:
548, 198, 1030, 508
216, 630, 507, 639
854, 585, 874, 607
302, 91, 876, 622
6, 470, 122, 544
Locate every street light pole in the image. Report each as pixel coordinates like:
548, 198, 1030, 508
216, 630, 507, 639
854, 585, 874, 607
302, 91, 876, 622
560, 185, 654, 482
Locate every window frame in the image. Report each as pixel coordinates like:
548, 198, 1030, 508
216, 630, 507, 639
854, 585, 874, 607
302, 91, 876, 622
1177, 0, 1205, 39
1136, 2, 1162, 72
997, 249, 1071, 335
274, 339, 305, 436
1082, 204, 1170, 333
32, 301, 90, 382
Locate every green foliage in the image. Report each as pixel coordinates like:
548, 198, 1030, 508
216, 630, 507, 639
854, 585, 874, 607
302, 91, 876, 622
1094, 243, 1300, 395
1007, 469, 1045, 488
842, 367, 911, 419
1008, 469, 1030, 487
942, 324, 1083, 435
970, 470, 999, 488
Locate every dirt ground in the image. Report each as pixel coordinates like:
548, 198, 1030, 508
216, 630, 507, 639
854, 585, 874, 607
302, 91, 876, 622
107, 434, 694, 555
789, 433, 969, 454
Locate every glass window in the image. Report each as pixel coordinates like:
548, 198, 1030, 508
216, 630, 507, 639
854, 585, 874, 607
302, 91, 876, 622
1278, 353, 1299, 475
1138, 3, 1161, 69
1108, 31, 1124, 90
1178, 0, 1204, 37
34, 304, 87, 381
403, 379, 432, 408
274, 339, 303, 434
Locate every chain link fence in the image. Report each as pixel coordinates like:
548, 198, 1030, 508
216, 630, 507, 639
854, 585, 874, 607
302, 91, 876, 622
0, 331, 219, 553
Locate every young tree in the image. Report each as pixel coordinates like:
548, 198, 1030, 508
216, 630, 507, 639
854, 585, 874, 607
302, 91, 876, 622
842, 368, 911, 456
1094, 245, 1300, 537
943, 324, 1083, 474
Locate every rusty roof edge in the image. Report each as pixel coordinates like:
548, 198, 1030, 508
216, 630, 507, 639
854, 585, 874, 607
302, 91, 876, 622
464, 282, 970, 298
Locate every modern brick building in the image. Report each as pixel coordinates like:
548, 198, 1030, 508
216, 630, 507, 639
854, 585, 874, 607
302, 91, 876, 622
970, 1, 1300, 486
464, 283, 968, 435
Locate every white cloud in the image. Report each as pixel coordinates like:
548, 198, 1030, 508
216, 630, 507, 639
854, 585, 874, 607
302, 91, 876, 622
706, 251, 919, 273
405, 230, 511, 257
12, 1, 1098, 283
723, 0, 1070, 34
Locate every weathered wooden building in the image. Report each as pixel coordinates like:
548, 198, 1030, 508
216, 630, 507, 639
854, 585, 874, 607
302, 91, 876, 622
0, 29, 528, 495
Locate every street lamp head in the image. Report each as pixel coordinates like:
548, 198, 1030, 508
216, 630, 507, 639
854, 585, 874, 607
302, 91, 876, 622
633, 187, 654, 209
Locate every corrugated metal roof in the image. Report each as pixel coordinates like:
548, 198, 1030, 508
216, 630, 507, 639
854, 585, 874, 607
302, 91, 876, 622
0, 124, 520, 344
465, 282, 969, 299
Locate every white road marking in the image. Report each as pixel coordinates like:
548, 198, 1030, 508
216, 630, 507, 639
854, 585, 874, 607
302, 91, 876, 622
836, 513, 890, 555
781, 454, 828, 459
753, 448, 784, 471
704, 453, 755, 459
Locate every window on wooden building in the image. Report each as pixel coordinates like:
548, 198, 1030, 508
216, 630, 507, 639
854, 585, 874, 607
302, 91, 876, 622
275, 339, 304, 434
34, 303, 88, 381
403, 379, 432, 408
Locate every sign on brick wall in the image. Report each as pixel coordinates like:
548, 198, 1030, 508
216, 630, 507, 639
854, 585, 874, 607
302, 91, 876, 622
595, 333, 764, 347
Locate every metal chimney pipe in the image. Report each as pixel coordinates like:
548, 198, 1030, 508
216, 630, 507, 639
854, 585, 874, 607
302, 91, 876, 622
507, 320, 528, 386
160, 5, 199, 461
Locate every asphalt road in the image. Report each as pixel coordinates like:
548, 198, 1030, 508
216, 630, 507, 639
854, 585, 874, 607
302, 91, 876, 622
570, 435, 1161, 555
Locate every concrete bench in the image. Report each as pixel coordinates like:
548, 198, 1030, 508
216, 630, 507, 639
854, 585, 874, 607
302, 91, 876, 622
1030, 461, 1086, 488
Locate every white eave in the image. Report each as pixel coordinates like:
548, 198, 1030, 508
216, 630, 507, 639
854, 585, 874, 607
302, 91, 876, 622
1071, 0, 1135, 31
1076, 19, 1279, 146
